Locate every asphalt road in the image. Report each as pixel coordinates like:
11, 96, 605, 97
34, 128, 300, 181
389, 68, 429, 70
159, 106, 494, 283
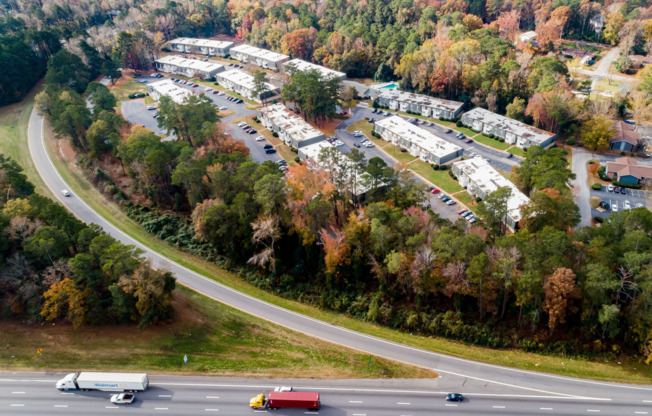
2, 372, 651, 416
27, 106, 652, 415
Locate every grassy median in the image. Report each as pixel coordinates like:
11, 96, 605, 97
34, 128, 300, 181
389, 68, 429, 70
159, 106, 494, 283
10, 94, 651, 384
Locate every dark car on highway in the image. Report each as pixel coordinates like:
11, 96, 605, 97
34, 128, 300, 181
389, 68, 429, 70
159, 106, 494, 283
446, 393, 464, 402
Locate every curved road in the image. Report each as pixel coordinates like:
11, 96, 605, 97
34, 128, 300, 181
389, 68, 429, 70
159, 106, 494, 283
26, 109, 652, 414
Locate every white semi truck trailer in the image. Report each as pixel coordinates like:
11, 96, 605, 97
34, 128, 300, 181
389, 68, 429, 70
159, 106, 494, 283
56, 372, 149, 392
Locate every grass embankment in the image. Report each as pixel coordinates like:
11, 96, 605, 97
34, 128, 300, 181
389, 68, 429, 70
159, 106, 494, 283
108, 79, 147, 101
230, 115, 298, 167
473, 134, 511, 151
0, 286, 429, 378
39, 103, 652, 384
0, 86, 52, 197
507, 146, 527, 157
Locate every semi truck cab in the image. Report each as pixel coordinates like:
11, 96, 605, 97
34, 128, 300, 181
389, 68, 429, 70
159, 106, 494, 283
56, 373, 79, 391
250, 393, 267, 409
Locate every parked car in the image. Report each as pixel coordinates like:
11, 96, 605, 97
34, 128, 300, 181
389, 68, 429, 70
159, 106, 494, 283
371, 108, 377, 113
465, 138, 473, 143
368, 118, 375, 123
466, 215, 476, 222
354, 143, 361, 148
265, 148, 277, 154
613, 186, 621, 193
218, 106, 227, 110
457, 208, 468, 215
353, 131, 363, 137
446, 129, 452, 134
462, 211, 473, 218
599, 201, 610, 210
255, 136, 265, 141
446, 199, 456, 205
507, 153, 513, 158
612, 204, 618, 212
607, 185, 614, 192
192, 83, 199, 87
624, 200, 632, 210
264, 144, 273, 149
384, 111, 391, 116
636, 203, 644, 208
620, 187, 627, 194
237, 122, 247, 127
152, 112, 158, 118
430, 188, 440, 194
364, 142, 374, 148
147, 106, 156, 111
441, 196, 451, 202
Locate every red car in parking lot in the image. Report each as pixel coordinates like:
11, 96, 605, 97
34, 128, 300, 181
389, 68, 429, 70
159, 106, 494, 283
430, 188, 440, 194
465, 138, 473, 143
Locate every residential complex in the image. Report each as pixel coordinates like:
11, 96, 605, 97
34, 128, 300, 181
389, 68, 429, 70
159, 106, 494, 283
606, 157, 652, 185
168, 37, 234, 56
214, 69, 277, 102
155, 55, 224, 79
376, 90, 464, 120
452, 157, 531, 232
258, 103, 325, 148
146, 79, 192, 104
374, 116, 463, 165
610, 121, 640, 152
461, 107, 556, 149
298, 140, 335, 162
229, 44, 289, 71
282, 59, 347, 80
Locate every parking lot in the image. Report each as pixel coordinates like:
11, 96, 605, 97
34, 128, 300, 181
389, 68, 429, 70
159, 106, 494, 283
590, 184, 650, 219
120, 76, 282, 164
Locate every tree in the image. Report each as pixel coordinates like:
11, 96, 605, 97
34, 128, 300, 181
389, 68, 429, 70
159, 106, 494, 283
581, 116, 616, 151
253, 173, 287, 215
514, 147, 575, 195
157, 94, 219, 147
281, 27, 317, 60
248, 215, 281, 273
520, 189, 580, 232
251, 69, 271, 106
45, 50, 91, 93
117, 260, 175, 327
543, 268, 580, 332
41, 278, 89, 329
374, 63, 394, 82
603, 12, 625, 45
282, 67, 341, 127
476, 187, 512, 237
505, 97, 526, 122
86, 82, 117, 115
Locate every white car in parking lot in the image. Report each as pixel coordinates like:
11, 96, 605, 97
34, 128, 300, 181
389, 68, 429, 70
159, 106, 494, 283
255, 136, 265, 141
353, 131, 363, 137
364, 142, 374, 148
218, 106, 227, 110
334, 140, 345, 147
612, 203, 618, 212
624, 200, 631, 210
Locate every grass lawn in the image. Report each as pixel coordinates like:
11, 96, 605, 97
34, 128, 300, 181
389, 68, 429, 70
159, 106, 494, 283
346, 119, 375, 139
433, 119, 455, 128
0, 86, 52, 197
0, 286, 429, 378
410, 162, 463, 194
231, 115, 298, 166
37, 107, 652, 384
108, 79, 147, 102
471, 134, 511, 151
454, 126, 479, 139
454, 191, 475, 208
507, 146, 527, 157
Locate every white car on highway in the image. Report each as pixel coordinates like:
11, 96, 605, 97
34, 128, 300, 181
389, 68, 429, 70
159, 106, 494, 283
110, 393, 135, 405
61, 189, 71, 197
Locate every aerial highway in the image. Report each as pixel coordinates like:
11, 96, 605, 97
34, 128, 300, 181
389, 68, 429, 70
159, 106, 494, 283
23, 108, 652, 415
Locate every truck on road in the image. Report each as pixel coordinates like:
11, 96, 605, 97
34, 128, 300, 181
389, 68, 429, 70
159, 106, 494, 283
250, 391, 320, 410
56, 372, 149, 392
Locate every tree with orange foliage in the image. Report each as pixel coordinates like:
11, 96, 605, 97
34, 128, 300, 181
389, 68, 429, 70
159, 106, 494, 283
543, 268, 580, 332
320, 226, 349, 276
492, 10, 520, 41
282, 27, 318, 60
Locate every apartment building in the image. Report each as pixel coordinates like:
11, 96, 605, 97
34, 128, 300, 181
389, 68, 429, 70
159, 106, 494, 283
374, 116, 463, 165
214, 69, 278, 102
168, 37, 234, 56
258, 103, 325, 148
229, 44, 289, 71
376, 90, 464, 120
282, 59, 347, 80
146, 79, 192, 104
155, 55, 224, 79
461, 107, 556, 149
452, 157, 531, 232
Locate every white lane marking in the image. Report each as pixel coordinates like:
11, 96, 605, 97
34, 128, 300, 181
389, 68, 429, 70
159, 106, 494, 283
105, 406, 119, 409
349, 400, 362, 403
26, 108, 639, 402
635, 412, 648, 414
10, 404, 25, 407
352, 414, 366, 415
61, 392, 74, 395
11, 392, 26, 394
304, 413, 319, 415
205, 409, 219, 412
540, 408, 553, 410
493, 405, 506, 408
643, 401, 652, 403
54, 405, 69, 408
206, 396, 220, 399
253, 411, 267, 413
445, 404, 458, 407
159, 394, 172, 397
155, 408, 168, 410
397, 402, 411, 405
587, 410, 600, 413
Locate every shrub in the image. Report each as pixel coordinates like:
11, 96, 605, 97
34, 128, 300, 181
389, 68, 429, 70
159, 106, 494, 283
291, 147, 298, 153
597, 166, 609, 181
591, 183, 602, 190
621, 151, 626, 156
588, 160, 595, 164
456, 120, 463, 127
372, 100, 379, 108
439, 164, 448, 170
613, 181, 642, 189
400, 148, 407, 153
253, 117, 259, 123
475, 196, 482, 203
594, 216, 604, 223
432, 164, 440, 170
499, 138, 505, 142
567, 138, 576, 145
294, 157, 301, 163
590, 196, 601, 208
272, 132, 278, 137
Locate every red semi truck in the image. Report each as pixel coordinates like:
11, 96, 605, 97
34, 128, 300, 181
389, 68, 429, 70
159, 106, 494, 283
250, 391, 320, 410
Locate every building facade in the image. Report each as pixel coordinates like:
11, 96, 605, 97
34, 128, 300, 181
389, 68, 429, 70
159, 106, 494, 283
376, 90, 464, 120
214, 69, 278, 102
229, 44, 289, 71
452, 157, 531, 232
282, 59, 347, 80
168, 38, 234, 56
374, 116, 463, 165
155, 55, 224, 79
258, 103, 325, 148
461, 107, 556, 149
610, 121, 640, 152
606, 157, 652, 184
146, 80, 192, 104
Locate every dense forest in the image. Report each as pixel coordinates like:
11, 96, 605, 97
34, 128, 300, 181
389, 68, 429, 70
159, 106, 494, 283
0, 154, 176, 328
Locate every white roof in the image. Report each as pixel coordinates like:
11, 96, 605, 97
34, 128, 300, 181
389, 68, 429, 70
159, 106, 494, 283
463, 107, 555, 144
230, 44, 288, 63
301, 141, 336, 161
156, 55, 224, 73
148, 79, 192, 104
378, 90, 463, 114
259, 103, 323, 144
453, 157, 530, 222
519, 31, 538, 42
375, 116, 462, 158
283, 59, 346, 80
169, 37, 234, 49
77, 373, 147, 383
216, 69, 276, 92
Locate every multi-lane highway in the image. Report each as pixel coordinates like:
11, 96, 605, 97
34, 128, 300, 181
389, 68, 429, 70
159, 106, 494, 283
2, 372, 651, 416
23, 108, 652, 415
